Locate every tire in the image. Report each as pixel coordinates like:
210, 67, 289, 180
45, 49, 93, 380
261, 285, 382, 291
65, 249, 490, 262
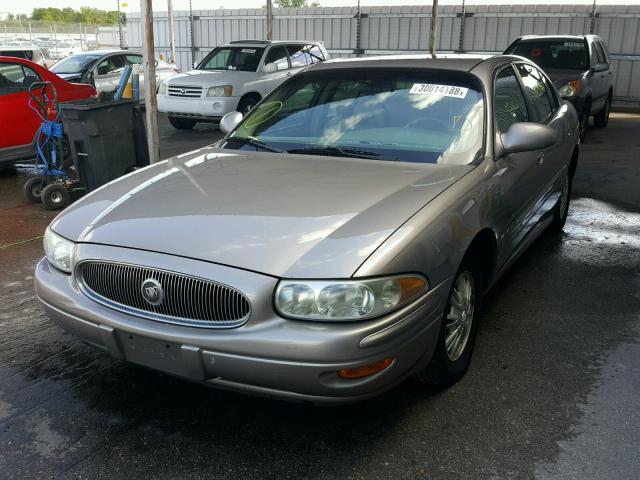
415, 258, 482, 388
593, 95, 611, 128
168, 117, 196, 130
41, 183, 70, 210
237, 95, 261, 115
23, 177, 48, 203
579, 103, 590, 142
550, 169, 572, 233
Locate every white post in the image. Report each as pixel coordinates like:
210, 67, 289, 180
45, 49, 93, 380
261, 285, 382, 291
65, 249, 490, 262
140, 0, 160, 164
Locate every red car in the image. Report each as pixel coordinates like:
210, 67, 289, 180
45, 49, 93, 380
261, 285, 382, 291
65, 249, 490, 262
0, 56, 96, 164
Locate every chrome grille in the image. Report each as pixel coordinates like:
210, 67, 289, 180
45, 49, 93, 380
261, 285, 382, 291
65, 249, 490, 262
77, 261, 250, 328
168, 84, 202, 98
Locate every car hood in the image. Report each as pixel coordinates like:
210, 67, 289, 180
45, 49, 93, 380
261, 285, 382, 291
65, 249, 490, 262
543, 68, 589, 87
51, 148, 473, 278
166, 69, 257, 87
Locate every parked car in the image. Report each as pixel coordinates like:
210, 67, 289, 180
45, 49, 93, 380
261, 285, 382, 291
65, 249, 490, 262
504, 35, 613, 140
0, 46, 46, 66
35, 54, 579, 404
50, 50, 180, 98
0, 56, 96, 165
157, 40, 329, 130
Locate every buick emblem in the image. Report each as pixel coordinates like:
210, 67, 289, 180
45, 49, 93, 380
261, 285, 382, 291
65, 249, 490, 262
141, 278, 164, 306
179, 88, 186, 95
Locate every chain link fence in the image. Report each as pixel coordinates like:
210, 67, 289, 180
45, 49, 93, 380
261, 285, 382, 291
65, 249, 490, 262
0, 20, 122, 63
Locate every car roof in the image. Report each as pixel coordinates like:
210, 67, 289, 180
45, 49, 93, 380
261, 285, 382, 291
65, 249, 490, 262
223, 40, 322, 47
307, 53, 495, 73
0, 46, 41, 51
514, 34, 601, 42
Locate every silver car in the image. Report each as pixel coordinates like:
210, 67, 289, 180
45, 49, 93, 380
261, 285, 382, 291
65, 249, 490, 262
35, 55, 579, 404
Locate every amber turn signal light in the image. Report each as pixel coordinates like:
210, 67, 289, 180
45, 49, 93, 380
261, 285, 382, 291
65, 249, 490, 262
338, 358, 394, 379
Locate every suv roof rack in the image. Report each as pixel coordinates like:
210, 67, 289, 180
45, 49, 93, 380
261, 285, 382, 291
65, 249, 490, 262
228, 40, 270, 44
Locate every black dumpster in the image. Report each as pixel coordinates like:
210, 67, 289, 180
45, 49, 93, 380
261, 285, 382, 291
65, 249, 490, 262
60, 99, 149, 192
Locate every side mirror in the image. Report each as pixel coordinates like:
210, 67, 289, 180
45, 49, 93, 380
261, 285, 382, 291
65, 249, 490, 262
500, 122, 557, 155
219, 111, 243, 135
264, 62, 277, 73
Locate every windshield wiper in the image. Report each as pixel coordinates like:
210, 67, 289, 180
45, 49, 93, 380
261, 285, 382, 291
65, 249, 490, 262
230, 136, 285, 153
286, 146, 389, 160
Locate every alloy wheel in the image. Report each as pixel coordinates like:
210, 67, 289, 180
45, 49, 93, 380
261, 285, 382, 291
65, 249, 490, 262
445, 271, 475, 362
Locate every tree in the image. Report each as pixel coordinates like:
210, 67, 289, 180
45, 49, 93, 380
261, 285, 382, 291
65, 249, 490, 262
274, 0, 321, 7
30, 7, 119, 24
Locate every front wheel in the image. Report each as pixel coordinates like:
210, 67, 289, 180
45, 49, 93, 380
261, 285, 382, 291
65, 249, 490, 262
415, 261, 481, 388
168, 117, 196, 130
593, 96, 611, 128
550, 171, 572, 233
237, 95, 260, 115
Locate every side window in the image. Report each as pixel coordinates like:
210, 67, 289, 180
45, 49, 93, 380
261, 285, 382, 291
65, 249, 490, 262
589, 43, 599, 68
594, 42, 608, 65
494, 66, 529, 133
0, 63, 40, 95
307, 44, 325, 64
287, 45, 311, 67
96, 55, 126, 75
126, 55, 143, 66
515, 63, 554, 123
264, 46, 289, 71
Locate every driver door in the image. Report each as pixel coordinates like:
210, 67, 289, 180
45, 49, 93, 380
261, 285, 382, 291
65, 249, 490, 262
93, 54, 126, 95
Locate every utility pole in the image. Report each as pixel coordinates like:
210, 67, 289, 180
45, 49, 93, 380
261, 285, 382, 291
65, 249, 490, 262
266, 0, 273, 41
140, 0, 160, 164
430, 0, 438, 58
167, 0, 176, 63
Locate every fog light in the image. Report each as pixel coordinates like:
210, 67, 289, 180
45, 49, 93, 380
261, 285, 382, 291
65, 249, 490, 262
338, 358, 394, 379
213, 102, 222, 110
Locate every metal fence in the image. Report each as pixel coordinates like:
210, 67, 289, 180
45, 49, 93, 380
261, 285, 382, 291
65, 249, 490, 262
0, 20, 122, 51
126, 4, 640, 105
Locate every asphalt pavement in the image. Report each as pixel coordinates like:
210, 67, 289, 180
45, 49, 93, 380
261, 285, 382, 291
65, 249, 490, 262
0, 113, 639, 480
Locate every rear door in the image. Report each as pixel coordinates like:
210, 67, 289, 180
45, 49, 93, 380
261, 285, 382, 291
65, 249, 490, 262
0, 62, 41, 150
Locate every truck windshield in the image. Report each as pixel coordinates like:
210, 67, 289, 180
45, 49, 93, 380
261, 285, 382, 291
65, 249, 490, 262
507, 40, 589, 70
224, 68, 484, 165
197, 47, 265, 72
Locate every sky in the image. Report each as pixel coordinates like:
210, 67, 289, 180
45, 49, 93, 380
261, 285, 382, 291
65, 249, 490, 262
1, 0, 638, 16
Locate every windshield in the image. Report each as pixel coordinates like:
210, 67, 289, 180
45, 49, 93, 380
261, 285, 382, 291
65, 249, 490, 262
197, 46, 265, 72
51, 54, 101, 74
507, 40, 589, 70
223, 68, 484, 165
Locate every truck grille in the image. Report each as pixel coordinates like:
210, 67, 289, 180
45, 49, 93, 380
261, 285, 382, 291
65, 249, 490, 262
77, 261, 251, 328
168, 84, 203, 98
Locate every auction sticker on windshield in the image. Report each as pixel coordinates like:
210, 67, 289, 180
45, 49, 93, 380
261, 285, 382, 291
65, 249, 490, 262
410, 84, 468, 99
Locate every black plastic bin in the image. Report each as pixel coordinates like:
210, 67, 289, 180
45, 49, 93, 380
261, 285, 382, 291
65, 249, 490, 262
60, 99, 149, 192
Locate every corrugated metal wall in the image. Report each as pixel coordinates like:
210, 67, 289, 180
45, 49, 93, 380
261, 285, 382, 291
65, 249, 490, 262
127, 4, 640, 105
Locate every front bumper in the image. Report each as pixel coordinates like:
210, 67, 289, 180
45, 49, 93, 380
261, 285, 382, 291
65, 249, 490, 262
157, 94, 239, 121
34, 244, 449, 404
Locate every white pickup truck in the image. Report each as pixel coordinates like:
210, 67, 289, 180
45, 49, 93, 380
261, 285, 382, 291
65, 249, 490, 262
157, 40, 329, 129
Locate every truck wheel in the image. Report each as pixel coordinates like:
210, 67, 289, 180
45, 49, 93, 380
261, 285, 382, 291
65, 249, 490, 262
168, 117, 196, 130
594, 96, 611, 128
23, 177, 48, 203
41, 184, 70, 210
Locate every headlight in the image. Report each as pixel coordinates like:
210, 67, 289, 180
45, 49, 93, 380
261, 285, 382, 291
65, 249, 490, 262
43, 228, 75, 273
207, 85, 233, 97
275, 275, 428, 321
158, 81, 167, 95
557, 80, 580, 98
